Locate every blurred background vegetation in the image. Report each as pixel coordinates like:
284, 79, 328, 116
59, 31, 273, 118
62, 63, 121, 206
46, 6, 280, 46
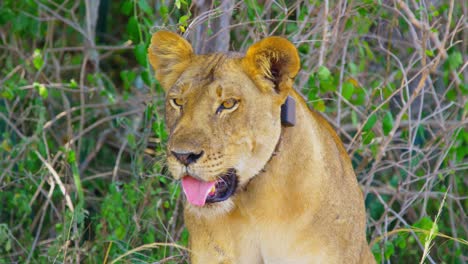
0, 0, 466, 263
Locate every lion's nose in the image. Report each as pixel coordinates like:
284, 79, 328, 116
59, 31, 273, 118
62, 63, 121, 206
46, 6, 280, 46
171, 150, 204, 166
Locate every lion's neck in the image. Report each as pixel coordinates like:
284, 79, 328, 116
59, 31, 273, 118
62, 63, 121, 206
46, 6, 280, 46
234, 90, 328, 215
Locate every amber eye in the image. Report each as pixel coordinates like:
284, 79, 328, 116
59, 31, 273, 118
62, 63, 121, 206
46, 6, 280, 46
170, 98, 184, 108
222, 99, 238, 109
216, 98, 239, 114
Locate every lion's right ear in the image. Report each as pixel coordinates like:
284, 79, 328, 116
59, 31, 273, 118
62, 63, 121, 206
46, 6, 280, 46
148, 31, 193, 91
242, 37, 300, 102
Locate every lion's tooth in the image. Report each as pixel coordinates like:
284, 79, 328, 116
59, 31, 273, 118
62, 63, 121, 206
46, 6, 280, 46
209, 185, 216, 195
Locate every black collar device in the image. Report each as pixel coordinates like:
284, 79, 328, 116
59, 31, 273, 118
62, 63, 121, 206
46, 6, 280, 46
280, 96, 296, 127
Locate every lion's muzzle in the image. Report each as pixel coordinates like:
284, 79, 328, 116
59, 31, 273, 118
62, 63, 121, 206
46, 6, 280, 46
171, 150, 204, 166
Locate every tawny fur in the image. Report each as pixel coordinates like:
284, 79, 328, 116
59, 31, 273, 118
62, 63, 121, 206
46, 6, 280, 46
148, 31, 375, 264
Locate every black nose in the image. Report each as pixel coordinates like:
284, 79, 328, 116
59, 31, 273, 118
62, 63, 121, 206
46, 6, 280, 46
171, 151, 204, 166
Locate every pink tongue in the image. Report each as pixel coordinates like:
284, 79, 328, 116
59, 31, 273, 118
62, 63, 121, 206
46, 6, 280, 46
181, 176, 216, 207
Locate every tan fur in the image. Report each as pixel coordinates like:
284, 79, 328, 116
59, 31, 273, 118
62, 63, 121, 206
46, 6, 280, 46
148, 31, 375, 263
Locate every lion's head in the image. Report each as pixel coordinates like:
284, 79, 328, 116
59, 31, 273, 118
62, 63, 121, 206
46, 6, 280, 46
148, 31, 300, 215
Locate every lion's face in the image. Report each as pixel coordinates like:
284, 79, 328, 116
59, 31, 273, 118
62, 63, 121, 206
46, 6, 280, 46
164, 57, 282, 212
148, 32, 299, 214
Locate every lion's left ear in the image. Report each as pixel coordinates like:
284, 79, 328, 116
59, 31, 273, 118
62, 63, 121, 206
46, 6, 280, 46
242, 37, 300, 100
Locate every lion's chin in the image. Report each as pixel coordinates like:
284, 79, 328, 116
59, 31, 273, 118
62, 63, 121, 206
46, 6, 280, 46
185, 198, 235, 218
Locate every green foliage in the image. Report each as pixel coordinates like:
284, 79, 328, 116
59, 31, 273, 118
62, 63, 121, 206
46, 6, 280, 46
1, 0, 466, 263
91, 179, 185, 262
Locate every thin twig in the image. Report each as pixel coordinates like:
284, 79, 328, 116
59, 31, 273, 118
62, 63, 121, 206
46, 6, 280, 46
34, 151, 74, 212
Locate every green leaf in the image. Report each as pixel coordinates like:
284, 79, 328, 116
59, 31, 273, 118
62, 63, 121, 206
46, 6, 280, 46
314, 99, 326, 112
317, 66, 331, 81
348, 62, 358, 75
120, 0, 133, 15
320, 79, 336, 92
425, 49, 434, 57
395, 232, 409, 249
357, 18, 372, 34
0, 8, 14, 25
134, 42, 147, 66
127, 133, 136, 148
298, 44, 309, 54
363, 114, 377, 132
352, 87, 366, 105
1, 86, 14, 100
138, 0, 152, 15
448, 51, 462, 70
371, 243, 382, 263
362, 130, 375, 144
5, 238, 11, 252
363, 41, 375, 60
1, 138, 12, 152
33, 82, 48, 99
126, 16, 139, 42
179, 15, 190, 26
141, 70, 151, 86
159, 5, 169, 20
366, 193, 385, 220
0, 224, 12, 252
175, 0, 182, 9
69, 79, 78, 89
33, 49, 44, 70
342, 82, 354, 100
382, 111, 394, 135
413, 216, 438, 243
67, 149, 76, 163
351, 110, 358, 126
115, 225, 126, 240
120, 70, 137, 90
384, 241, 395, 260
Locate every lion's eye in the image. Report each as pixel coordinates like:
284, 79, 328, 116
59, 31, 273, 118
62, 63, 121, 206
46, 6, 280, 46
222, 99, 237, 109
216, 98, 239, 114
170, 98, 184, 109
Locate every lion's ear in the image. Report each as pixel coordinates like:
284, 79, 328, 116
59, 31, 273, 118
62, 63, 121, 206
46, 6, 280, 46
148, 31, 193, 91
242, 37, 300, 99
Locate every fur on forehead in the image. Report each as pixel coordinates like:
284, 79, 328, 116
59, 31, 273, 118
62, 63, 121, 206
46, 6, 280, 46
148, 31, 300, 99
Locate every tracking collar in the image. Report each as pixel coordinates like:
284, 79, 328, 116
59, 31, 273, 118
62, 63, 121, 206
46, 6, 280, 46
281, 96, 296, 127
259, 95, 296, 173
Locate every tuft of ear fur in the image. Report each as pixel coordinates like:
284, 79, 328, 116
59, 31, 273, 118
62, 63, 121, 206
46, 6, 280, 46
242, 37, 300, 99
148, 31, 193, 91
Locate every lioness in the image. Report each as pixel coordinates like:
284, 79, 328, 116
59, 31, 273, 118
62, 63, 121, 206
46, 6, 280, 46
148, 31, 375, 263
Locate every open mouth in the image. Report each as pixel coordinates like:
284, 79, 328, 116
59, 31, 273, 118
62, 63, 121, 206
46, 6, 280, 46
181, 169, 238, 207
